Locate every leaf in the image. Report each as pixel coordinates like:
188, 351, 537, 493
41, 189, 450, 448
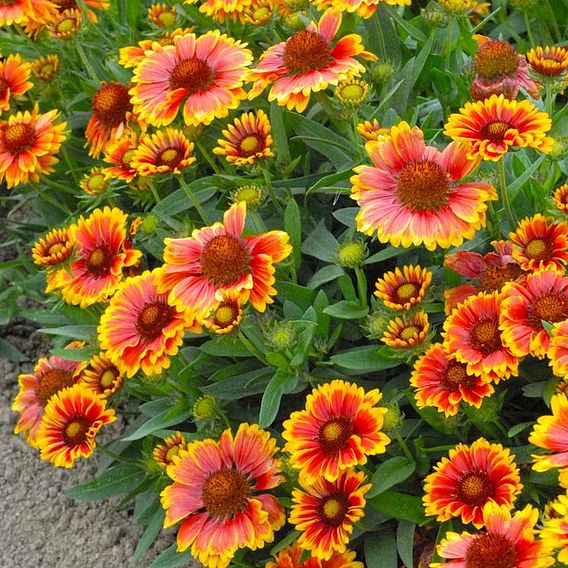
39, 324, 98, 340
201, 369, 272, 400
368, 490, 426, 524
122, 402, 191, 441
133, 507, 165, 562
285, 198, 302, 269
66, 464, 146, 500
331, 346, 399, 372
306, 166, 354, 196
332, 207, 358, 228
365, 246, 401, 264
323, 300, 368, 320
153, 180, 216, 217
0, 337, 28, 362
259, 369, 297, 428
397, 521, 415, 568
364, 529, 397, 568
307, 265, 345, 289
50, 347, 96, 361
367, 457, 416, 498
302, 221, 339, 262
151, 544, 194, 568
270, 101, 290, 164
200, 334, 251, 357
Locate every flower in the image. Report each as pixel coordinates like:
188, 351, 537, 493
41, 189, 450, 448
549, 321, 568, 377
410, 343, 495, 417
30, 54, 59, 81
375, 265, 432, 311
102, 133, 139, 182
99, 270, 195, 378
351, 121, 497, 250
443, 292, 519, 379
153, 431, 187, 469
529, 393, 568, 473
266, 542, 364, 568
527, 46, 568, 78
423, 438, 522, 528
213, 110, 274, 166
203, 289, 248, 334
432, 502, 554, 568
80, 167, 109, 195
0, 104, 67, 189
154, 201, 292, 319
35, 385, 116, 468
192, 394, 217, 420
132, 128, 195, 176
335, 240, 368, 269
334, 78, 369, 106
314, 0, 410, 19
444, 94, 553, 161
0, 54, 33, 113
32, 227, 74, 268
185, 0, 257, 22
540, 492, 568, 564
356, 119, 390, 143
0, 0, 54, 26
499, 270, 568, 358
49, 8, 82, 40
79, 353, 124, 398
130, 31, 252, 127
248, 10, 376, 113
553, 183, 568, 213
381, 310, 430, 349
11, 353, 84, 447
148, 2, 177, 27
289, 469, 371, 560
230, 184, 263, 208
282, 379, 390, 483
161, 423, 285, 568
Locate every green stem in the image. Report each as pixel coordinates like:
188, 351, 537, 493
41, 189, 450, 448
444, 17, 455, 68
196, 140, 221, 174
147, 179, 161, 204
395, 432, 415, 464
251, 210, 266, 232
237, 329, 268, 365
544, 81, 556, 118
497, 158, 516, 231
262, 167, 282, 214
179, 174, 209, 224
354, 267, 368, 309
373, 11, 387, 59
523, 11, 535, 47
75, 42, 100, 83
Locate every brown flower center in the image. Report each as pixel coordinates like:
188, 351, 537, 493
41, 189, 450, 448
396, 283, 418, 302
465, 533, 517, 568
479, 263, 522, 293
469, 317, 501, 355
526, 292, 568, 329
238, 134, 264, 157
524, 238, 550, 261
397, 160, 450, 212
136, 301, 175, 339
474, 40, 519, 79
35, 368, 75, 407
318, 417, 353, 454
63, 416, 90, 446
169, 57, 213, 94
86, 245, 114, 276
457, 470, 492, 506
92, 82, 132, 127
213, 302, 240, 328
157, 147, 183, 169
319, 494, 349, 526
202, 468, 249, 517
3, 123, 35, 154
442, 360, 474, 389
200, 234, 251, 286
480, 121, 511, 144
283, 30, 333, 74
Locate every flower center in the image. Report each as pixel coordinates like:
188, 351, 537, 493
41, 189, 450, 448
318, 417, 353, 454
339, 84, 366, 101
214, 302, 239, 328
3, 123, 35, 154
121, 148, 136, 166
169, 57, 213, 95
469, 317, 501, 355
457, 470, 492, 506
479, 263, 522, 293
282, 30, 333, 74
165, 445, 181, 463
397, 160, 450, 211
86, 245, 114, 276
200, 234, 251, 286
56, 17, 76, 34
136, 301, 175, 339
480, 121, 511, 143
63, 417, 90, 445
524, 238, 550, 261
443, 360, 474, 389
396, 283, 417, 302
465, 533, 518, 568
100, 368, 118, 388
92, 83, 132, 127
48, 242, 65, 256
238, 134, 264, 157
201, 468, 249, 518
527, 292, 568, 329
35, 368, 75, 407
474, 40, 519, 79
157, 147, 183, 168
319, 494, 349, 526
158, 11, 176, 27
86, 172, 108, 194
400, 325, 420, 339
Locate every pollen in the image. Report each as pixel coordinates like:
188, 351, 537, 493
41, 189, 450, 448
63, 417, 90, 445
464, 533, 518, 568
480, 121, 511, 143
397, 160, 450, 211
92, 83, 132, 127
524, 238, 549, 261
136, 301, 175, 339
319, 494, 348, 526
202, 468, 249, 517
3, 123, 35, 154
87, 245, 114, 275
474, 40, 519, 79
443, 361, 473, 388
214, 303, 239, 327
157, 147, 183, 168
318, 417, 353, 453
169, 57, 213, 94
48, 242, 65, 256
479, 264, 522, 293
457, 470, 492, 506
396, 283, 417, 301
470, 317, 501, 354
282, 30, 333, 73
238, 134, 263, 156
200, 234, 251, 285
100, 369, 118, 388
400, 325, 420, 340
35, 369, 75, 407
527, 293, 568, 328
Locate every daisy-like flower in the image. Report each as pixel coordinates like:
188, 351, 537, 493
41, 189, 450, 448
410, 343, 495, 417
32, 227, 73, 268
99, 271, 195, 378
248, 10, 376, 113
213, 110, 274, 166
49, 8, 82, 39
470, 34, 540, 100
161, 423, 286, 568
382, 311, 430, 349
423, 438, 522, 528
80, 167, 109, 195
0, 104, 67, 189
60, 207, 142, 308
444, 94, 553, 161
155, 201, 292, 319
334, 78, 369, 106
290, 469, 370, 561
432, 501, 554, 568
203, 289, 248, 334
351, 121, 497, 251
375, 265, 432, 311
540, 492, 568, 564
0, 54, 33, 113
500, 270, 568, 359
267, 542, 364, 568
30, 54, 59, 82
282, 380, 390, 483
79, 353, 124, 398
35, 385, 116, 468
443, 292, 519, 378
102, 134, 139, 182
153, 431, 187, 469
553, 183, 568, 214
527, 46, 568, 79
549, 322, 568, 377
314, 0, 410, 18
148, 2, 177, 27
132, 128, 195, 176
242, 0, 273, 25
356, 119, 391, 143
11, 353, 84, 447
130, 31, 252, 127
509, 214, 568, 274
184, 0, 256, 22
0, 0, 54, 26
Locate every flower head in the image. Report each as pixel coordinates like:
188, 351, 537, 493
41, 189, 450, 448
153, 431, 187, 469
382, 310, 430, 349
79, 353, 124, 398
266, 542, 364, 568
375, 265, 432, 310
0, 54, 33, 113
553, 183, 568, 214
148, 2, 176, 27
334, 77, 369, 106
356, 119, 390, 143
32, 227, 73, 268
540, 492, 568, 565
49, 8, 82, 40
313, 0, 410, 19
527, 46, 568, 78
80, 167, 109, 195
203, 289, 248, 334
30, 54, 59, 82
102, 133, 139, 182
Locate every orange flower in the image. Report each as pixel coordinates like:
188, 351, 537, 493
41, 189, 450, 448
289, 470, 370, 561
80, 167, 109, 195
130, 31, 252, 127
314, 0, 410, 18
203, 289, 249, 334
161, 423, 285, 568
0, 0, 55, 26
99, 270, 195, 378
432, 502, 554, 568
32, 227, 73, 268
553, 183, 568, 214
49, 8, 82, 39
527, 46, 568, 78
410, 343, 495, 417
148, 2, 176, 27
0, 54, 33, 113
382, 310, 430, 349
499, 270, 568, 358
155, 201, 291, 319
0, 104, 67, 189
35, 385, 116, 468
266, 543, 364, 568
356, 119, 391, 143
30, 54, 59, 81
423, 438, 522, 528
540, 492, 568, 565
213, 110, 274, 166
79, 353, 124, 398
153, 431, 187, 469
102, 134, 139, 182
248, 10, 376, 113
351, 121, 496, 250
442, 292, 519, 379
444, 94, 553, 161
374, 265, 432, 310
282, 380, 390, 483
184, 0, 257, 22
549, 321, 568, 377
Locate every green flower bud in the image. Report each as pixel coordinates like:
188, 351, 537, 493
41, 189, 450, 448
422, 1, 449, 27
141, 214, 159, 234
192, 395, 217, 420
336, 240, 368, 269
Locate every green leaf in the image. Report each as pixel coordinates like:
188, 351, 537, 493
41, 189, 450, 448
368, 490, 426, 524
364, 529, 397, 568
285, 198, 302, 269
39, 324, 98, 341
302, 221, 339, 262
66, 464, 145, 500
153, 180, 216, 217
307, 265, 345, 289
200, 334, 251, 357
259, 369, 298, 428
323, 300, 368, 320
331, 346, 399, 372
270, 101, 290, 164
50, 347, 96, 361
306, 166, 354, 196
367, 457, 416, 498
397, 521, 415, 568
365, 246, 401, 264
133, 507, 165, 562
151, 544, 193, 568
0, 337, 28, 362
122, 401, 191, 441
201, 369, 272, 400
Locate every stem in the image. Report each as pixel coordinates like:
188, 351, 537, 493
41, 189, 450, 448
237, 329, 268, 365
497, 158, 516, 231
354, 267, 368, 309
147, 179, 161, 204
395, 432, 415, 464
251, 210, 266, 232
179, 174, 209, 224
97, 443, 138, 465
544, 81, 556, 118
523, 11, 535, 47
444, 17, 455, 68
262, 167, 282, 214
74, 42, 100, 83
373, 11, 387, 59
196, 140, 221, 174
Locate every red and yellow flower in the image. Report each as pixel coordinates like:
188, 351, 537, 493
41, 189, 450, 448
153, 431, 187, 469
423, 438, 522, 528
32, 227, 73, 268
30, 54, 59, 82
213, 110, 274, 166
381, 310, 430, 349
248, 10, 376, 113
79, 353, 124, 398
540, 492, 568, 565
184, 0, 258, 22
203, 289, 249, 334
0, 54, 33, 113
49, 8, 82, 40
148, 2, 177, 27
0, 0, 54, 26
102, 133, 139, 182
314, 0, 410, 19
527, 45, 568, 78
155, 201, 291, 319
444, 94, 553, 161
266, 543, 364, 568
553, 183, 568, 214
351, 121, 496, 251
549, 321, 568, 377
374, 265, 432, 311
161, 423, 285, 568
35, 385, 116, 468
282, 380, 390, 483
130, 31, 252, 127
289, 469, 370, 561
356, 119, 391, 144
80, 167, 109, 195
